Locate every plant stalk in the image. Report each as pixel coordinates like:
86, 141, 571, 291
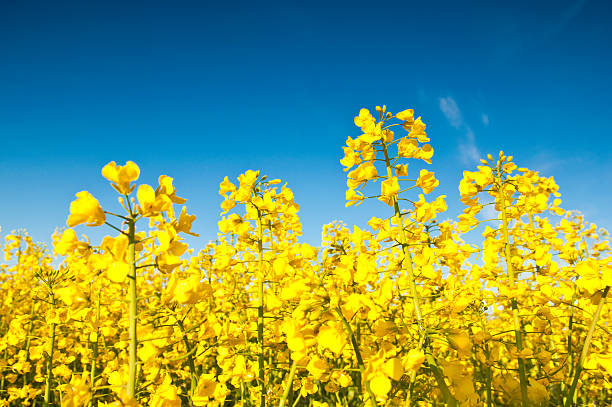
497, 175, 529, 407
564, 286, 609, 407
127, 218, 138, 399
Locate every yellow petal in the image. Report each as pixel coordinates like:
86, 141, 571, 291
107, 261, 129, 283
384, 358, 404, 381
370, 374, 391, 397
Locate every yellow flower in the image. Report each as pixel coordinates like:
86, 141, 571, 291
415, 144, 434, 164
58, 373, 90, 407
193, 374, 218, 406
354, 108, 375, 130
396, 108, 414, 122
54, 229, 88, 255
403, 349, 425, 371
383, 357, 404, 381
101, 161, 140, 195
137, 184, 171, 217
415, 169, 439, 194
397, 138, 419, 158
67, 191, 105, 227
346, 188, 365, 207
218, 176, 237, 195
317, 323, 346, 356
340, 147, 362, 169
370, 374, 391, 397
156, 175, 186, 204
150, 375, 181, 407
347, 162, 378, 189
379, 177, 400, 206
407, 117, 430, 142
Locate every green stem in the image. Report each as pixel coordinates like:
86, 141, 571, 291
381, 141, 456, 406
257, 210, 266, 407
564, 289, 577, 400
278, 360, 298, 407
23, 302, 36, 386
336, 306, 377, 407
127, 218, 138, 399
0, 349, 7, 393
479, 316, 493, 407
564, 286, 609, 407
497, 176, 529, 407
43, 322, 56, 407
381, 142, 424, 332
425, 354, 456, 407
177, 319, 197, 406
90, 289, 101, 407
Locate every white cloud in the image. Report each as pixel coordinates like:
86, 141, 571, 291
482, 113, 489, 126
459, 127, 481, 165
439, 96, 463, 129
439, 97, 482, 165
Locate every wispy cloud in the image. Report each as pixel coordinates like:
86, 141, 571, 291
439, 96, 481, 165
459, 127, 481, 164
481, 113, 489, 126
439, 96, 462, 129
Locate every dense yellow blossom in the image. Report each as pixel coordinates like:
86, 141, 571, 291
0, 105, 609, 407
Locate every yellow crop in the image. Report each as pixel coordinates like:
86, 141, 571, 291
0, 106, 610, 407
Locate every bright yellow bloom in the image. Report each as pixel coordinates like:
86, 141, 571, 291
218, 176, 237, 195
370, 374, 391, 397
347, 162, 378, 189
415, 144, 434, 164
150, 375, 181, 407
379, 177, 400, 206
137, 184, 172, 217
354, 108, 375, 130
397, 138, 419, 158
416, 169, 439, 194
101, 161, 140, 195
396, 108, 414, 122
67, 191, 105, 227
58, 374, 90, 407
317, 323, 346, 356
407, 117, 430, 142
403, 349, 425, 371
383, 358, 404, 381
156, 175, 186, 204
346, 188, 365, 207
54, 229, 88, 255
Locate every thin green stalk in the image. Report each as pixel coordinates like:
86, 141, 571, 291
497, 176, 529, 407
177, 319, 197, 407
564, 288, 577, 400
381, 143, 424, 332
23, 302, 36, 386
0, 349, 7, 393
290, 392, 302, 407
43, 322, 56, 407
278, 360, 298, 407
336, 306, 377, 407
257, 210, 266, 407
425, 354, 456, 406
90, 289, 101, 407
381, 141, 456, 406
479, 316, 493, 407
564, 286, 609, 407
127, 218, 138, 399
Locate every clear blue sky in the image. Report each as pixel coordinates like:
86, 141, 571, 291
1, 0, 610, 248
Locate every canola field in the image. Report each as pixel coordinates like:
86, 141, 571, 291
0, 106, 610, 406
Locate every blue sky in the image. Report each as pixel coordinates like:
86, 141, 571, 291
1, 0, 610, 249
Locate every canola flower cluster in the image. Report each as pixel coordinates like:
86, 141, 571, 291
0, 106, 610, 407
